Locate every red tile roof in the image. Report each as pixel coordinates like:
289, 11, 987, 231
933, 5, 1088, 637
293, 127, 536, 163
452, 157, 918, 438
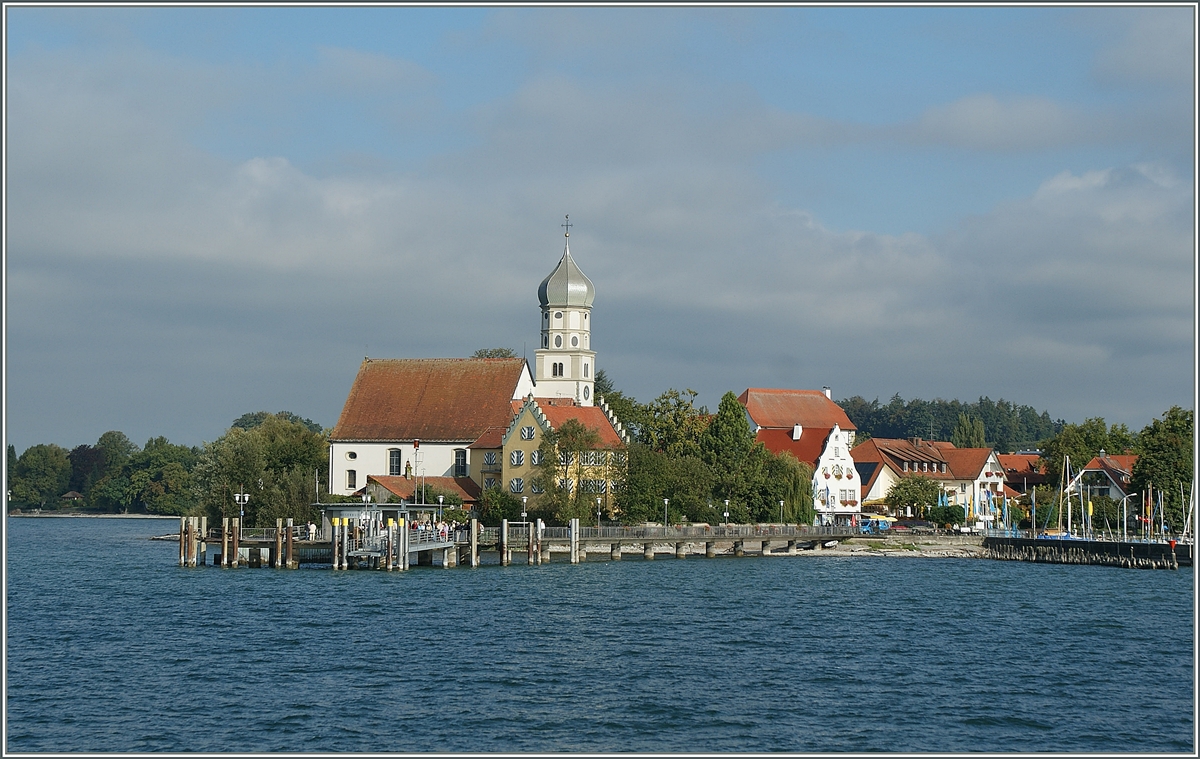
755, 427, 832, 468
469, 427, 507, 449
368, 475, 482, 505
939, 448, 993, 480
330, 358, 528, 442
537, 404, 625, 447
997, 453, 1044, 475
737, 388, 855, 431
1082, 454, 1138, 475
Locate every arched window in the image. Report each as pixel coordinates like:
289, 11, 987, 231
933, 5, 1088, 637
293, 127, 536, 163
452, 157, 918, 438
510, 478, 524, 494
510, 450, 525, 466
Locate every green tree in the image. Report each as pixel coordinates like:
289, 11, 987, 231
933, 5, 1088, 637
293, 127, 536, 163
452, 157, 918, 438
123, 437, 200, 515
640, 389, 709, 457
232, 410, 323, 434
699, 392, 758, 505
617, 443, 715, 524
1131, 406, 1194, 530
68, 445, 107, 499
11, 444, 72, 508
195, 416, 329, 526
594, 369, 646, 442
471, 347, 517, 358
1040, 418, 1136, 486
532, 418, 603, 524
884, 475, 942, 519
951, 414, 987, 448
478, 486, 523, 526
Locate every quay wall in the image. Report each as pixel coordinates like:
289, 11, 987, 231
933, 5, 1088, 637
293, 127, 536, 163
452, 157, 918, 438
983, 537, 1178, 570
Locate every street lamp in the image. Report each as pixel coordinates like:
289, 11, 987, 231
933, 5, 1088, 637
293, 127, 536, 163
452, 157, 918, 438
597, 496, 602, 528
437, 494, 444, 521
779, 500, 784, 525
234, 489, 250, 523
521, 496, 528, 523
723, 499, 730, 526
664, 498, 669, 528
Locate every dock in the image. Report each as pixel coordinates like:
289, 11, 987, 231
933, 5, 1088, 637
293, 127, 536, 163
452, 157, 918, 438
982, 535, 1184, 570
174, 515, 859, 570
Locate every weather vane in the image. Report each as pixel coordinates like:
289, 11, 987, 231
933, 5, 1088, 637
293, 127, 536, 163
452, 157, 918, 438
562, 214, 571, 238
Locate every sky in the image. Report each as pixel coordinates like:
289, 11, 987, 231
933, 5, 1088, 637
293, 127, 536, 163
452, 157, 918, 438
4, 5, 1196, 455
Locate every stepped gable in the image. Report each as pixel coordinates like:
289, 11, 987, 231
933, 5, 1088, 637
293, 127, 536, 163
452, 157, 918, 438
330, 358, 527, 442
534, 398, 625, 447
737, 388, 855, 430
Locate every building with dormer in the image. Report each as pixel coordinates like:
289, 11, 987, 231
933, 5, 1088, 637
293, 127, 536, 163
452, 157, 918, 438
737, 387, 861, 525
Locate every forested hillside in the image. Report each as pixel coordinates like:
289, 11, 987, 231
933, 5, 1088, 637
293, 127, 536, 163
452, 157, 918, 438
837, 394, 1062, 452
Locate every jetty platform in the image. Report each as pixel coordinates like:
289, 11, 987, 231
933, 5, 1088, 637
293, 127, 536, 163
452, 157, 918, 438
983, 535, 1184, 570
173, 516, 859, 570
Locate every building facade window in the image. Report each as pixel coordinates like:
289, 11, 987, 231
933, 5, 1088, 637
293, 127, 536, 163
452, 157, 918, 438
571, 335, 579, 347
903, 462, 909, 472
558, 478, 574, 492
510, 478, 524, 494
530, 481, 544, 494
483, 451, 497, 466
583, 386, 590, 400
521, 426, 536, 440
559, 451, 573, 466
484, 477, 497, 489
347, 469, 357, 490
584, 363, 589, 378
454, 449, 467, 478
510, 450, 525, 467
346, 451, 357, 460
530, 450, 543, 466
555, 335, 562, 348
389, 449, 401, 476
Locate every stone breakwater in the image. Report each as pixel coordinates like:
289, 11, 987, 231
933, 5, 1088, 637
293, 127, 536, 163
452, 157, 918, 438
983, 537, 1178, 570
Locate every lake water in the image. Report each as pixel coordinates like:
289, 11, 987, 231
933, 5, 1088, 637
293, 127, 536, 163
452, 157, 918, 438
5, 516, 1194, 753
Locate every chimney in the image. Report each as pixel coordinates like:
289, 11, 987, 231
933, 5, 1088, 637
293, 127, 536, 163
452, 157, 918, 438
823, 386, 831, 399
1099, 448, 1106, 460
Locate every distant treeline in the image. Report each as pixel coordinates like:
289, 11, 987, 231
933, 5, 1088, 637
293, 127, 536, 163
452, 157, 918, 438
837, 394, 1062, 453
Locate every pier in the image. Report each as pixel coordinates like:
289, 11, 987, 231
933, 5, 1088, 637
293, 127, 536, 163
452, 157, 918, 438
983, 536, 1183, 570
177, 515, 859, 570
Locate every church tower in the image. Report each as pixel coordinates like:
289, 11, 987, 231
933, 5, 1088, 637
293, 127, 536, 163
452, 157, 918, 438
534, 216, 596, 405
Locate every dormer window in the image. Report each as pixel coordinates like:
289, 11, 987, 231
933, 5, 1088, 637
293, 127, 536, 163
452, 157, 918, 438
903, 462, 909, 472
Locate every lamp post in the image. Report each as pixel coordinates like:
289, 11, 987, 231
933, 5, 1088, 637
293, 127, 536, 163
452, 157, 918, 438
521, 496, 528, 523
779, 500, 784, 525
724, 499, 730, 526
234, 489, 250, 523
437, 494, 444, 522
597, 496, 602, 528
664, 498, 669, 528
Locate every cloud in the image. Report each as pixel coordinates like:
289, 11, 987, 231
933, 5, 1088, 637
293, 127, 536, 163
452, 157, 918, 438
907, 93, 1090, 150
1092, 7, 1195, 87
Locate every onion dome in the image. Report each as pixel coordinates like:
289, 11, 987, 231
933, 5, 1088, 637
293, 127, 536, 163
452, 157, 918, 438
538, 224, 595, 308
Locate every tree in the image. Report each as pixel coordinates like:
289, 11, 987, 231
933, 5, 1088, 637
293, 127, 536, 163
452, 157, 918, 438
640, 389, 709, 457
951, 414, 987, 449
478, 486, 523, 526
87, 431, 141, 512
884, 475, 942, 519
699, 392, 757, 507
594, 369, 646, 442
471, 347, 517, 358
11, 444, 72, 508
1131, 406, 1194, 530
232, 411, 323, 434
195, 416, 329, 526
532, 418, 603, 524
617, 443, 715, 524
123, 437, 200, 515
1040, 418, 1136, 486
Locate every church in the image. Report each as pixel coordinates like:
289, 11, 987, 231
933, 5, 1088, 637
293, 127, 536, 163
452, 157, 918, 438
327, 220, 628, 507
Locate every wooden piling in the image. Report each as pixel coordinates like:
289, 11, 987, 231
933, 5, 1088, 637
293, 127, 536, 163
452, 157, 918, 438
733, 540, 744, 557
611, 543, 621, 560
340, 518, 349, 570
331, 518, 340, 570
528, 526, 535, 565
569, 519, 579, 564
231, 518, 240, 568
500, 519, 510, 566
179, 517, 187, 566
469, 518, 479, 568
675, 542, 686, 559
705, 541, 716, 558
190, 517, 201, 566
286, 517, 295, 569
199, 516, 208, 565
643, 542, 654, 560
275, 519, 284, 568
221, 517, 230, 567
400, 519, 409, 570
